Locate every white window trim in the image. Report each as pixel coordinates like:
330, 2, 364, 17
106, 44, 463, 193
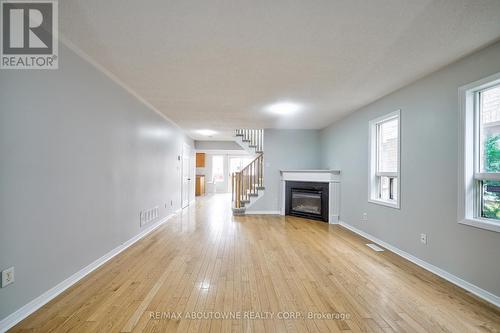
368, 109, 401, 209
458, 72, 500, 233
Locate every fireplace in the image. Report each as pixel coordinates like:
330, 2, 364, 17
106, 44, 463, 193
285, 181, 329, 222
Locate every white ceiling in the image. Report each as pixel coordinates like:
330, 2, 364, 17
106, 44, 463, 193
60, 0, 500, 140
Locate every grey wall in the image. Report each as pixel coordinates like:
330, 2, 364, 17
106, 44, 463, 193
0, 43, 194, 320
247, 129, 321, 212
195, 140, 243, 151
320, 41, 500, 297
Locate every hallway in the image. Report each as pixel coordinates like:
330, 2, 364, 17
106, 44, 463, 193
10, 194, 500, 332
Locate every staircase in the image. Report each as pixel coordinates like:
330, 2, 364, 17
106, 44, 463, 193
232, 129, 265, 215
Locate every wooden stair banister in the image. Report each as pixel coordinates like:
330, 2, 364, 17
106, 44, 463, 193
232, 153, 263, 209
232, 129, 264, 213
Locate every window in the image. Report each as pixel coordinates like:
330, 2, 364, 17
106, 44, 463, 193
369, 110, 400, 208
229, 156, 252, 174
228, 156, 252, 191
212, 155, 224, 183
459, 73, 500, 233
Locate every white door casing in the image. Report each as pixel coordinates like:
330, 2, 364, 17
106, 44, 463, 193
182, 143, 191, 208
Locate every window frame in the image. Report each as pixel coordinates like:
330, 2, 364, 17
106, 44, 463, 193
458, 72, 500, 233
211, 155, 225, 183
368, 110, 401, 209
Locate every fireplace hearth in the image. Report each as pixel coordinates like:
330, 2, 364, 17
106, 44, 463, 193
285, 181, 329, 222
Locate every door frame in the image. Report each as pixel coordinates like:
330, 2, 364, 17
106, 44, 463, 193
181, 143, 192, 208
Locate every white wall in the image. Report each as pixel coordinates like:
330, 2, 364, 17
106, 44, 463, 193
194, 140, 243, 151
0, 43, 194, 321
246, 129, 322, 212
320, 41, 500, 297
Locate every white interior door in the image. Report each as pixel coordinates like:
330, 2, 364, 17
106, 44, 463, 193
181, 143, 191, 208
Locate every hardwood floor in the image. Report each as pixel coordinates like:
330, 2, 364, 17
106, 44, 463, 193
10, 194, 500, 332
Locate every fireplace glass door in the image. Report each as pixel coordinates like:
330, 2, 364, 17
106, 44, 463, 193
291, 189, 322, 216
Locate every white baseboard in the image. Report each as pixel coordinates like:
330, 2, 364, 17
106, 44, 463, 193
245, 210, 281, 215
0, 212, 179, 333
339, 221, 500, 308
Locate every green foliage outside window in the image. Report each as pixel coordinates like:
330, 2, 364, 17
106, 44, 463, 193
484, 135, 500, 172
482, 135, 500, 219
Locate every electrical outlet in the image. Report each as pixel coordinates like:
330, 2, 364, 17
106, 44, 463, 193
420, 233, 427, 244
1, 267, 15, 288
361, 213, 368, 221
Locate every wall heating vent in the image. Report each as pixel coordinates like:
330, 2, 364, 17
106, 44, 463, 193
140, 206, 159, 226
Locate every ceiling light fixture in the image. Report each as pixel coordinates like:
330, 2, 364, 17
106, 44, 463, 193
265, 101, 302, 116
195, 129, 217, 136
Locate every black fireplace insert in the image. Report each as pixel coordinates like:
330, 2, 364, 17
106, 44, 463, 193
285, 181, 329, 222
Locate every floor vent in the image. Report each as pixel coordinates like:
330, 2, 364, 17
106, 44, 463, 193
366, 243, 384, 252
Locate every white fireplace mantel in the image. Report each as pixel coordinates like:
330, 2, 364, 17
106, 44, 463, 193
280, 169, 341, 224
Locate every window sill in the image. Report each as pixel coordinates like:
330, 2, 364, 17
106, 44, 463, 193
459, 218, 500, 233
368, 198, 400, 209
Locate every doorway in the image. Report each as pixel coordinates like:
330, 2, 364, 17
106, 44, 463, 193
211, 155, 227, 193
228, 156, 252, 192
181, 143, 192, 208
